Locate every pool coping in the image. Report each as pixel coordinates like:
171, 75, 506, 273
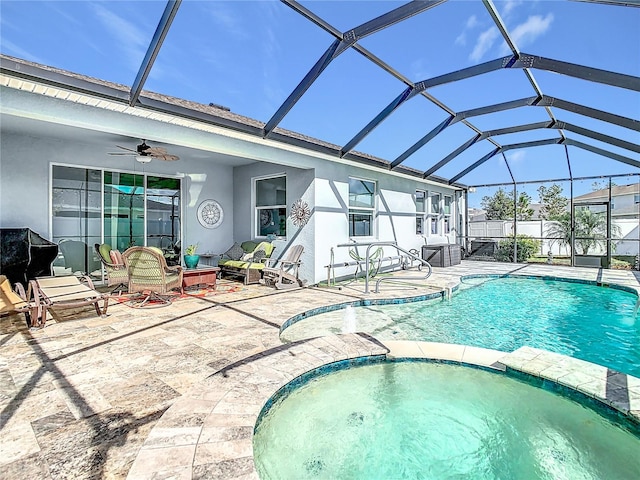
126, 337, 640, 480
280, 272, 640, 334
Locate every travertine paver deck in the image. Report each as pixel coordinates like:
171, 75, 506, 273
1, 261, 639, 479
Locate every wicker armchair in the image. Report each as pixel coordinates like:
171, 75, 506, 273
122, 247, 183, 306
95, 244, 129, 295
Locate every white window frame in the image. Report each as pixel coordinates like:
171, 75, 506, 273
415, 189, 426, 235
348, 177, 376, 238
429, 192, 441, 235
443, 195, 453, 234
254, 174, 287, 239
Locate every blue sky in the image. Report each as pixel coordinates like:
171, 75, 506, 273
1, 0, 639, 202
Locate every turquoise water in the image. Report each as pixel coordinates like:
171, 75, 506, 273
281, 277, 640, 377
254, 362, 640, 480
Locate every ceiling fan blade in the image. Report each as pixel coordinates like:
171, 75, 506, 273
116, 145, 137, 153
108, 152, 136, 156
146, 146, 168, 155
156, 154, 180, 161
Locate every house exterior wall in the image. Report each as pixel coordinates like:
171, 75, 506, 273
0, 131, 236, 256
230, 160, 460, 285
232, 162, 315, 283
0, 80, 461, 286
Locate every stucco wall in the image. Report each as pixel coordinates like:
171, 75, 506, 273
231, 159, 459, 285
0, 131, 235, 255
232, 162, 315, 283
312, 162, 458, 284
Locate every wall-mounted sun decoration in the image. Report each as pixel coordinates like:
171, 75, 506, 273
290, 198, 311, 227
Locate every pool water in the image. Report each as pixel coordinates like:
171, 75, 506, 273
254, 362, 640, 480
281, 277, 640, 377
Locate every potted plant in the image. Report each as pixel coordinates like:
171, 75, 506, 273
184, 243, 200, 269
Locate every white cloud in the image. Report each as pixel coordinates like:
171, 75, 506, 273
91, 3, 147, 70
410, 59, 430, 80
502, 0, 523, 20
0, 39, 45, 64
466, 15, 479, 29
507, 150, 526, 164
455, 15, 481, 47
500, 14, 554, 54
469, 27, 499, 62
203, 2, 249, 40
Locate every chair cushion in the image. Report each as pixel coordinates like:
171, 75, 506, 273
220, 260, 265, 270
98, 244, 112, 263
241, 241, 258, 253
109, 249, 124, 266
0, 275, 28, 313
224, 242, 245, 261
254, 241, 274, 257
148, 246, 164, 256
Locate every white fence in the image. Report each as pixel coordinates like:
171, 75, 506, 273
469, 219, 640, 256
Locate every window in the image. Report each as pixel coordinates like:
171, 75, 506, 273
443, 195, 452, 234
635, 194, 640, 204
349, 177, 376, 237
415, 190, 426, 234
429, 192, 441, 235
255, 175, 287, 237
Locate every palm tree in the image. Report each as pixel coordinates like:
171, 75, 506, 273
545, 208, 621, 255
545, 212, 572, 254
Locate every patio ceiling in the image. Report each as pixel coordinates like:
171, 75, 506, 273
0, 0, 638, 187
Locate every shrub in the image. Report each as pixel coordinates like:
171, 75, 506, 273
495, 235, 540, 263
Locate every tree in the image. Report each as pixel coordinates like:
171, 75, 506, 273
545, 212, 572, 253
574, 207, 620, 255
481, 188, 534, 220
495, 234, 541, 262
591, 179, 616, 191
537, 184, 568, 220
545, 209, 621, 255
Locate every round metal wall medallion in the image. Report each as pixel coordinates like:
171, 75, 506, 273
197, 199, 224, 229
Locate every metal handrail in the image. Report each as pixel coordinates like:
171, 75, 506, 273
363, 242, 432, 294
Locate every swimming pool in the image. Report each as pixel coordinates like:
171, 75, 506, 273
281, 276, 640, 378
254, 360, 640, 479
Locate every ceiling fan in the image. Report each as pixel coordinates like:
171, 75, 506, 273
108, 140, 179, 162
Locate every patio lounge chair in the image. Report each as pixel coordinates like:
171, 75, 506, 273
0, 274, 38, 327
29, 275, 109, 328
95, 243, 129, 295
123, 247, 183, 307
260, 244, 305, 289
218, 241, 275, 285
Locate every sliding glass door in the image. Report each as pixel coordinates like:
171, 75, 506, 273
52, 165, 181, 278
146, 176, 181, 264
51, 166, 102, 276
104, 171, 145, 251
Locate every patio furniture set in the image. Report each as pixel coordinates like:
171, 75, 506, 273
1, 239, 305, 328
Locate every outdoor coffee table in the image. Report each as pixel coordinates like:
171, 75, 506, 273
182, 266, 220, 290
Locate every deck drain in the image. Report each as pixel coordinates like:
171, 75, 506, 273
304, 457, 325, 475
347, 411, 365, 426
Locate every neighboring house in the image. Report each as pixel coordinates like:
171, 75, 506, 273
574, 184, 640, 219
0, 55, 464, 286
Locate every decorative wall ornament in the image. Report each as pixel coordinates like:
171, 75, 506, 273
290, 198, 311, 227
197, 199, 224, 229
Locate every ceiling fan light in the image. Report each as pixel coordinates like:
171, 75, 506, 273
135, 154, 152, 164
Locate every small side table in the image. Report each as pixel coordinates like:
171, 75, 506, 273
182, 266, 220, 289
198, 254, 222, 267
